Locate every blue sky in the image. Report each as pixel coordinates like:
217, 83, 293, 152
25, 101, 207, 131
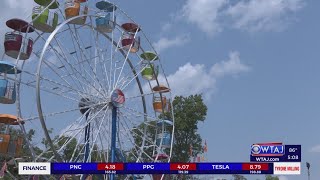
0, 0, 319, 179
116, 1, 318, 179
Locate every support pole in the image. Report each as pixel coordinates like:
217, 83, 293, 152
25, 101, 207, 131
84, 123, 90, 162
306, 162, 310, 180
110, 106, 117, 180
81, 113, 90, 180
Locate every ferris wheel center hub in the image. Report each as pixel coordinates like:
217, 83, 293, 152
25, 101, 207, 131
78, 97, 92, 114
111, 89, 125, 108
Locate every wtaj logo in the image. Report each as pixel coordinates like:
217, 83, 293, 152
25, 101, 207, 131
251, 143, 284, 156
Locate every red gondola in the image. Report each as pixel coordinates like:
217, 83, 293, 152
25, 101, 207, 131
4, 19, 34, 60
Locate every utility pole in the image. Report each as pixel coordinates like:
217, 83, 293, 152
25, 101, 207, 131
306, 162, 310, 180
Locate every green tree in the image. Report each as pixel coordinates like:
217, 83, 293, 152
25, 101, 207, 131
129, 121, 157, 161
232, 174, 247, 180
131, 95, 207, 180
170, 95, 207, 162
265, 175, 279, 180
132, 94, 207, 163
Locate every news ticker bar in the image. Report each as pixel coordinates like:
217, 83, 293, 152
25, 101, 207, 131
250, 145, 301, 162
18, 162, 301, 175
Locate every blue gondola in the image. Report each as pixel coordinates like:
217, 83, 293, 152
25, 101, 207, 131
156, 132, 171, 148
0, 61, 21, 104
96, 1, 117, 33
156, 120, 172, 148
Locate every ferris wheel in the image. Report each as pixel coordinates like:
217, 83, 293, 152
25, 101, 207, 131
0, 0, 175, 179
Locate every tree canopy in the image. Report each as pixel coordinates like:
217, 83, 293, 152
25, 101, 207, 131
170, 95, 207, 162
265, 175, 280, 180
232, 174, 247, 180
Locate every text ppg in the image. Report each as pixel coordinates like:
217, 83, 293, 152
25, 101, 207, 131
142, 165, 154, 169
70, 165, 82, 169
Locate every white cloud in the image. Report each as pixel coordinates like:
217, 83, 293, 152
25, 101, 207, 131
210, 51, 250, 77
278, 176, 289, 180
140, 51, 249, 100
168, 51, 249, 99
167, 63, 216, 99
177, 0, 305, 35
310, 145, 320, 153
153, 34, 190, 53
161, 22, 173, 32
181, 0, 228, 36
226, 0, 305, 32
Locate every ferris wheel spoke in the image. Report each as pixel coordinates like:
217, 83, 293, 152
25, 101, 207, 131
52, 104, 110, 162
69, 130, 86, 162
120, 107, 165, 160
116, 127, 145, 162
117, 112, 157, 162
126, 91, 158, 99
119, 122, 154, 150
37, 124, 86, 162
92, 119, 108, 162
78, 103, 111, 161
113, 30, 139, 89
75, 25, 103, 93
53, 27, 102, 96
56, 131, 86, 161
82, 110, 108, 160
41, 75, 87, 100
106, 27, 121, 91
57, 127, 86, 162
19, 72, 85, 104
69, 25, 107, 95
122, 105, 159, 121
107, 11, 120, 93
110, 44, 120, 93
33, 50, 86, 96
117, 116, 139, 147
118, 112, 155, 146
88, 17, 111, 91
85, 107, 109, 162
53, 37, 107, 97
117, 56, 144, 88
24, 101, 104, 124
23, 82, 80, 105
34, 31, 87, 94
118, 58, 147, 90
120, 62, 157, 91
35, 50, 92, 99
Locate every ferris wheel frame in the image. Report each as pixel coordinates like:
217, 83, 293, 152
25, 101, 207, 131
0, 1, 175, 179
33, 10, 174, 165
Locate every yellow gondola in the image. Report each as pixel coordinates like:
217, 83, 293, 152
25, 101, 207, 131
65, 0, 88, 25
0, 114, 24, 157
153, 96, 167, 113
